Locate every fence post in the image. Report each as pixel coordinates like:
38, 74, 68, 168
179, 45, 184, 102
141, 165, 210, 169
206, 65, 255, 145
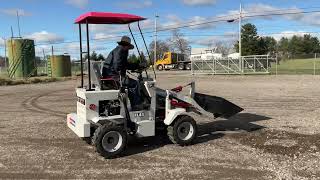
276, 54, 278, 75
212, 58, 214, 75
314, 53, 316, 76
241, 56, 244, 74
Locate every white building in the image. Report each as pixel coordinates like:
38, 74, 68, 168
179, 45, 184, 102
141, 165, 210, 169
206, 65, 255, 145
227, 53, 240, 59
191, 48, 223, 60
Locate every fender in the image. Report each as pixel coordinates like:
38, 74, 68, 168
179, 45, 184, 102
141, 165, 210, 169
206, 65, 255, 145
164, 108, 187, 125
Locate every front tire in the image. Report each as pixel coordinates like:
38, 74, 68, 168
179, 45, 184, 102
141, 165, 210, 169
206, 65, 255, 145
92, 122, 127, 158
157, 65, 164, 71
167, 116, 197, 146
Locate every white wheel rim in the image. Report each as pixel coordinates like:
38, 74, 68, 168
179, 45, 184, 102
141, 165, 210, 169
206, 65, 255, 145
177, 122, 194, 141
102, 131, 123, 152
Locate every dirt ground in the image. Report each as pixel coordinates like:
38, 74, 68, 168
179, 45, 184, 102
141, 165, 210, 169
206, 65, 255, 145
0, 72, 320, 179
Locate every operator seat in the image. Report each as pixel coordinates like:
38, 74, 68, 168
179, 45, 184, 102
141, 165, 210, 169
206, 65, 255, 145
90, 62, 119, 90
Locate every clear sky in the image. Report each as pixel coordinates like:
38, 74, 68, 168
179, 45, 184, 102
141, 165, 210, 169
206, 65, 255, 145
1, 0, 320, 58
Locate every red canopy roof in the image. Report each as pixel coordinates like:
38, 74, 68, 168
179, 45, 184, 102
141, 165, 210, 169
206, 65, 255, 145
75, 12, 146, 24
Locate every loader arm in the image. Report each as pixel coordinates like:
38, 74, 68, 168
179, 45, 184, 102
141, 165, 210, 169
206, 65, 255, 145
156, 83, 243, 120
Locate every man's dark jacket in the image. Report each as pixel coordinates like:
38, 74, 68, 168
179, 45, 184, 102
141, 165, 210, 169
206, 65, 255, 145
101, 45, 138, 77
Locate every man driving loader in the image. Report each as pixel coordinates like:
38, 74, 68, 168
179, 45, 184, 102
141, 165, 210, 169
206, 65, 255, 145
101, 36, 146, 110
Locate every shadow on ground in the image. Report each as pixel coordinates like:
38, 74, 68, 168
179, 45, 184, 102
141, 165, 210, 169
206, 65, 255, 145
195, 113, 271, 144
123, 113, 272, 157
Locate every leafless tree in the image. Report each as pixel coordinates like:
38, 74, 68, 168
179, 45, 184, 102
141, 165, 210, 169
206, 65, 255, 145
149, 40, 170, 61
168, 30, 190, 55
215, 41, 232, 56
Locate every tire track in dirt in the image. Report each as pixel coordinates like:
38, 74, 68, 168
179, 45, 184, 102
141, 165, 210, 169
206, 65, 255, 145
21, 89, 70, 118
0, 93, 14, 97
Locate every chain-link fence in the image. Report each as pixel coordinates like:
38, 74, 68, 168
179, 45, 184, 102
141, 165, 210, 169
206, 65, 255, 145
190, 53, 320, 75
191, 55, 271, 75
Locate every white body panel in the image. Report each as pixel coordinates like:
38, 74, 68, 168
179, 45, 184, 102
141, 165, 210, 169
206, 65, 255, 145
136, 120, 155, 137
67, 88, 120, 138
133, 80, 156, 137
76, 88, 120, 122
67, 113, 90, 137
68, 80, 157, 138
91, 115, 124, 124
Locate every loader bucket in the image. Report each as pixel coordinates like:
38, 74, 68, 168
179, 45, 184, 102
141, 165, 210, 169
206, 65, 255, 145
193, 93, 243, 119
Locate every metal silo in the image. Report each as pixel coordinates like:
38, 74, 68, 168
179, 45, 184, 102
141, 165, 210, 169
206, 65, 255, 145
48, 55, 72, 77
7, 38, 37, 78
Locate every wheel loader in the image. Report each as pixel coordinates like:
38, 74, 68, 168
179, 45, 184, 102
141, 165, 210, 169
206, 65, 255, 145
67, 12, 243, 158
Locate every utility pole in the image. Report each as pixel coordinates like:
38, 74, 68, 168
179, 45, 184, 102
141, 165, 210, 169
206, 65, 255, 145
154, 14, 159, 65
239, 3, 242, 58
239, 2, 243, 73
11, 26, 14, 38
16, 11, 21, 38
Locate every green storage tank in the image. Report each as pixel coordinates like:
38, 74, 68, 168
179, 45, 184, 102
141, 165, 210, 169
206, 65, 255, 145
48, 55, 72, 77
7, 39, 37, 78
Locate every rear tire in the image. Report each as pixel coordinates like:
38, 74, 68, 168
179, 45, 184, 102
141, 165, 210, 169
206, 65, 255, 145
157, 65, 164, 71
178, 63, 185, 70
167, 116, 197, 146
185, 63, 191, 70
92, 122, 127, 158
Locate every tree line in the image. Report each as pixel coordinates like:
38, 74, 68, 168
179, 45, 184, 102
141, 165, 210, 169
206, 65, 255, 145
234, 23, 320, 59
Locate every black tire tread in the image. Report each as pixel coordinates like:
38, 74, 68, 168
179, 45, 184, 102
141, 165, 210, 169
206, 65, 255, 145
167, 116, 197, 146
92, 122, 127, 159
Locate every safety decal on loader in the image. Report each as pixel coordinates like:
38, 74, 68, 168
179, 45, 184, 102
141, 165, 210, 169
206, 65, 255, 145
77, 97, 85, 105
68, 117, 76, 127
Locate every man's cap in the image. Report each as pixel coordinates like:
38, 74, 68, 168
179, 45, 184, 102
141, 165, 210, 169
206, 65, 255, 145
117, 36, 134, 49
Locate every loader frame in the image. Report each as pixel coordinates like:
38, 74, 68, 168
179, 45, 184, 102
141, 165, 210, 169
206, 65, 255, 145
67, 12, 244, 159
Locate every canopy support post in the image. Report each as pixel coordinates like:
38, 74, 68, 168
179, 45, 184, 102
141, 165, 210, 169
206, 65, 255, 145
128, 24, 142, 58
138, 21, 156, 79
86, 19, 92, 91
128, 24, 149, 78
79, 24, 84, 88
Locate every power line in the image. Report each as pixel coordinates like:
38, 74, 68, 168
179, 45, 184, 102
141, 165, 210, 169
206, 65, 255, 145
46, 7, 320, 46
143, 7, 320, 31
3, 8, 320, 49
